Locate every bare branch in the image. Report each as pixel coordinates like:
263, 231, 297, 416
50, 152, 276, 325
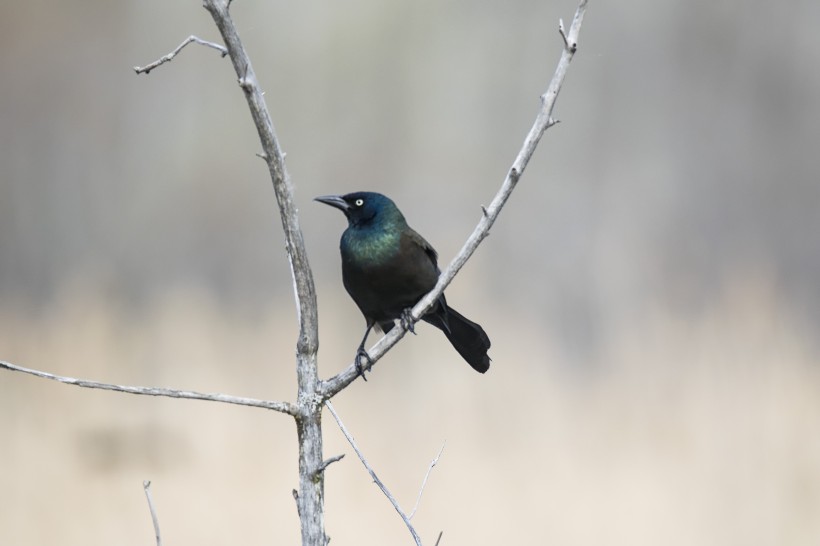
0, 360, 298, 415
200, 0, 318, 384
134, 35, 228, 74
198, 2, 325, 544
325, 401, 422, 546
317, 454, 345, 474
143, 481, 163, 546
559, 19, 569, 49
320, 0, 589, 398
409, 442, 446, 520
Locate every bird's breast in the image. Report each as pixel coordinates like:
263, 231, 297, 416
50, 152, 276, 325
340, 228, 401, 268
339, 227, 439, 321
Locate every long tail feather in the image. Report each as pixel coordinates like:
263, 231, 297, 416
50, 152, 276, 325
424, 306, 491, 373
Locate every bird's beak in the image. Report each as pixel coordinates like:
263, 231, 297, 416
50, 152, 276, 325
314, 195, 350, 212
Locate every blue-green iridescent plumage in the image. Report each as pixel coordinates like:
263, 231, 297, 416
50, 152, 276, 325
339, 194, 406, 268
315, 191, 491, 376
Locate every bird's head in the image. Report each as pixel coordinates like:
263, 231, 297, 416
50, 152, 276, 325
314, 191, 404, 228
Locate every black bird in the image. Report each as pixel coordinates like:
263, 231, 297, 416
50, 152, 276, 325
315, 191, 491, 377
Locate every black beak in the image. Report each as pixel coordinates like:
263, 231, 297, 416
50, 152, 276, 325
314, 195, 350, 212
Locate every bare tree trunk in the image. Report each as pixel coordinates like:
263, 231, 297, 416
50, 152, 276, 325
295, 407, 327, 546
202, 1, 327, 542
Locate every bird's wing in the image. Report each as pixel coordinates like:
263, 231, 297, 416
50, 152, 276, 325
404, 227, 449, 331
405, 228, 439, 268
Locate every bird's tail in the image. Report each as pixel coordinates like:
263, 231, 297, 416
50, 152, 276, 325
424, 306, 491, 373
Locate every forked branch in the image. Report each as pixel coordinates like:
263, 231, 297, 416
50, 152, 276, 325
326, 401, 440, 546
134, 35, 227, 74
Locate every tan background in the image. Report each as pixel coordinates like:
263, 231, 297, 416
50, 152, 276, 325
2, 0, 819, 544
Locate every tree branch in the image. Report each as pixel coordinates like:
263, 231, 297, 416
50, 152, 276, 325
317, 454, 345, 473
198, 2, 326, 544
409, 441, 446, 520
201, 0, 320, 370
134, 35, 228, 74
0, 360, 298, 415
320, 0, 589, 399
143, 480, 163, 546
325, 401, 423, 546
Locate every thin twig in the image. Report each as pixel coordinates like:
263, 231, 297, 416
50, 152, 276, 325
325, 400, 422, 546
319, 0, 589, 398
409, 441, 446, 520
558, 19, 570, 50
134, 35, 228, 74
434, 531, 444, 546
0, 360, 298, 415
317, 454, 345, 474
143, 480, 162, 546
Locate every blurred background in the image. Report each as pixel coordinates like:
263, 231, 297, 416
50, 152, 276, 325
2, 0, 819, 544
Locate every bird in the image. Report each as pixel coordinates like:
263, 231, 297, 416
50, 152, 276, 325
315, 191, 491, 378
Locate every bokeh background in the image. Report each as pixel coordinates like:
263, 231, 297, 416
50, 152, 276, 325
2, 0, 819, 544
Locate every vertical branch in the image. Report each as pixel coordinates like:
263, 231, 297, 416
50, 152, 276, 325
200, 0, 319, 365
201, 1, 325, 545
143, 481, 163, 546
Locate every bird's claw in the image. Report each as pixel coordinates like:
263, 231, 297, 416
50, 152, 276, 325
355, 347, 373, 381
400, 309, 416, 334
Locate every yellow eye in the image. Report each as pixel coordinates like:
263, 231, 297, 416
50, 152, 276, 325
355, 199, 364, 207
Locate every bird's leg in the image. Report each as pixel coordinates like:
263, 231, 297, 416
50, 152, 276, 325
400, 308, 416, 335
355, 346, 373, 381
355, 322, 375, 381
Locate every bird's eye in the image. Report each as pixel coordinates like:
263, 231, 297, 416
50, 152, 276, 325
355, 199, 364, 207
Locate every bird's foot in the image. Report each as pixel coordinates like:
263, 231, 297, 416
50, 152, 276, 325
355, 347, 373, 381
400, 308, 416, 335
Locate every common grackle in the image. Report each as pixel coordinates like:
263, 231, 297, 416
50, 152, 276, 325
315, 191, 491, 378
